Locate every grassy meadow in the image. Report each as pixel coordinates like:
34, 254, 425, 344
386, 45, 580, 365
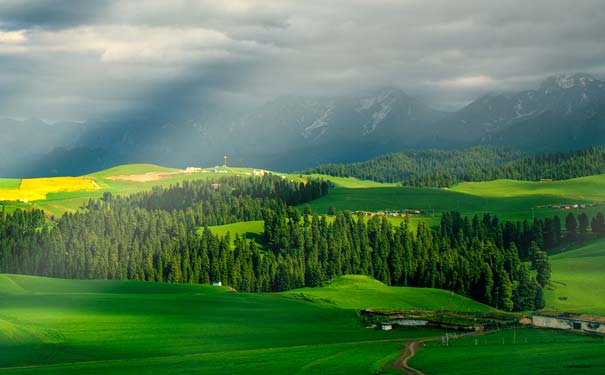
0, 179, 21, 190
410, 328, 605, 375
545, 237, 605, 315
303, 175, 605, 222
282, 275, 493, 312
451, 174, 605, 201
2, 164, 604, 223
0, 274, 481, 375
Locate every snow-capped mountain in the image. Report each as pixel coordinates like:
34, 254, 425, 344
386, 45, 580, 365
223, 87, 444, 168
2, 73, 604, 176
428, 73, 605, 150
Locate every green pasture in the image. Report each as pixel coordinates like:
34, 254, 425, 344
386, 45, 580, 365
0, 274, 458, 375
411, 328, 605, 375
0, 178, 21, 189
303, 184, 604, 222
451, 174, 605, 201
282, 275, 493, 312
545, 237, 605, 315
89, 164, 180, 178
300, 174, 398, 188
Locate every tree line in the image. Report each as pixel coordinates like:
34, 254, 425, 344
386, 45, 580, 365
1, 174, 603, 311
303, 146, 605, 187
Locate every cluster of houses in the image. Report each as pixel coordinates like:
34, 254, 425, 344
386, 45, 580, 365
381, 319, 429, 331
537, 203, 596, 210
355, 209, 424, 218
183, 166, 229, 174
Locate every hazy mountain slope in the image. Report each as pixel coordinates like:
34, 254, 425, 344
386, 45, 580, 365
2, 73, 604, 177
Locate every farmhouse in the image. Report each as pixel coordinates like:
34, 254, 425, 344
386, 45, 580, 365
532, 314, 605, 335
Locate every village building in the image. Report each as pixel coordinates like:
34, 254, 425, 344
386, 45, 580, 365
532, 314, 605, 335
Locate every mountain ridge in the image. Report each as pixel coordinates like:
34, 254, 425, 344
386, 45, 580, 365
1, 73, 604, 177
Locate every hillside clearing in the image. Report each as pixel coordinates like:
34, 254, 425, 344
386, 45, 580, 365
545, 237, 605, 315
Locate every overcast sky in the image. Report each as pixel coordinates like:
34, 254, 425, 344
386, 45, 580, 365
1, 0, 605, 120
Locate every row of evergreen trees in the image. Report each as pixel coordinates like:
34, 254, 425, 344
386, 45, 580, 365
0, 175, 326, 280
303, 146, 605, 187
1, 174, 603, 311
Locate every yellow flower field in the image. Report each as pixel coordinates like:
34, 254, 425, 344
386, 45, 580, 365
0, 177, 98, 202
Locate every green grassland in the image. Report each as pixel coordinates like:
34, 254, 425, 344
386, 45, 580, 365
303, 176, 605, 222
0, 178, 21, 189
282, 275, 493, 312
302, 174, 398, 188
544, 237, 605, 315
3, 164, 604, 223
89, 164, 181, 177
7, 165, 288, 216
451, 174, 605, 201
0, 274, 485, 375
410, 328, 605, 375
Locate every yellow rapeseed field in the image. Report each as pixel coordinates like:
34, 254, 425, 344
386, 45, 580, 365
0, 177, 98, 202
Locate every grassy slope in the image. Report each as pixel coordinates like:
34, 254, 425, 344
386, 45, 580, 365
4, 164, 604, 221
545, 237, 605, 315
451, 174, 605, 201
0, 178, 21, 189
0, 274, 471, 375
282, 275, 493, 312
89, 164, 180, 177
302, 174, 398, 188
18, 165, 308, 217
304, 175, 605, 222
411, 328, 605, 375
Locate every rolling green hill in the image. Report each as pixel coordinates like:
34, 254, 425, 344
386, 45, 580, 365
450, 174, 605, 201
545, 237, 605, 315
0, 274, 486, 375
282, 275, 493, 312
303, 175, 605, 222
89, 163, 181, 178
3, 163, 604, 223
302, 174, 398, 188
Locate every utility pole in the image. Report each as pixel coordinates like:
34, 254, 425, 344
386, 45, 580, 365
224, 155, 228, 168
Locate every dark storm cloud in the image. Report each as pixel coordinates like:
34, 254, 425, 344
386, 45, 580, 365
0, 0, 110, 30
1, 0, 604, 119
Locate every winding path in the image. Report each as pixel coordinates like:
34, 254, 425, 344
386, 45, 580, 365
392, 336, 441, 375
392, 330, 497, 375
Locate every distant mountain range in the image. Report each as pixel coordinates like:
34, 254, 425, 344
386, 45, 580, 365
2, 73, 604, 177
